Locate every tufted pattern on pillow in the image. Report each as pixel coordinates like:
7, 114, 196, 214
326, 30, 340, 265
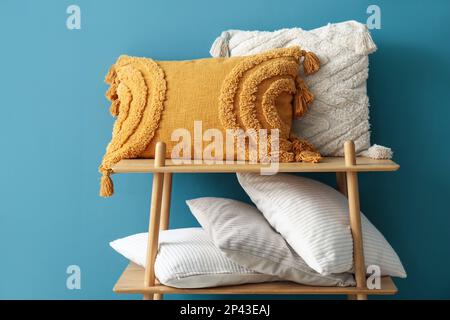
210, 21, 392, 159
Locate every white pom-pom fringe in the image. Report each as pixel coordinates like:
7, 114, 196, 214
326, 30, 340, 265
360, 144, 393, 159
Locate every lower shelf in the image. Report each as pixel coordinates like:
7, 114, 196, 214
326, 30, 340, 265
114, 262, 398, 295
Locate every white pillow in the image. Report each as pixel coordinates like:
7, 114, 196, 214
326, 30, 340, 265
210, 21, 392, 159
110, 228, 280, 288
237, 173, 406, 278
187, 197, 355, 287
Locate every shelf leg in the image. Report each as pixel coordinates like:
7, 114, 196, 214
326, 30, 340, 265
153, 172, 173, 301
344, 141, 368, 300
143, 142, 166, 300
337, 172, 353, 300
153, 293, 163, 300
336, 172, 347, 197
159, 173, 173, 231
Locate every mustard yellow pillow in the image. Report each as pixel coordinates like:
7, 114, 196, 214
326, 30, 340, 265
99, 47, 320, 196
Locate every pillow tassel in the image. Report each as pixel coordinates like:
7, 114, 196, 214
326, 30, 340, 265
105, 65, 119, 116
301, 50, 320, 75
294, 77, 314, 118
105, 65, 116, 84
100, 170, 114, 197
109, 100, 120, 117
290, 135, 322, 163
209, 31, 230, 57
354, 25, 377, 55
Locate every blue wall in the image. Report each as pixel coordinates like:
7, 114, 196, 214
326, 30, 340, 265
1, 0, 449, 299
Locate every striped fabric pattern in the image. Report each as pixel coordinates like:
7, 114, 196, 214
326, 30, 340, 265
187, 197, 355, 286
237, 173, 406, 278
110, 228, 279, 288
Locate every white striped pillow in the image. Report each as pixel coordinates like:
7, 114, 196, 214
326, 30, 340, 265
110, 228, 279, 288
187, 197, 355, 286
237, 173, 406, 278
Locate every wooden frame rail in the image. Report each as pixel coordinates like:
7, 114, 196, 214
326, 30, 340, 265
111, 141, 400, 300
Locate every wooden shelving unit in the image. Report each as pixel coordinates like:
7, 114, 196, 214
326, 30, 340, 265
111, 141, 400, 300
114, 262, 397, 296
111, 157, 399, 174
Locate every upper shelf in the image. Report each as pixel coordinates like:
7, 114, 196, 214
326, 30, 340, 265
111, 157, 399, 173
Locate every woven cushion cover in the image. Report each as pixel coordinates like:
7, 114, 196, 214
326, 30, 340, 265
99, 47, 321, 196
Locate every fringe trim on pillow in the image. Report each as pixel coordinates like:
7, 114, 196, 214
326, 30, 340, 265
218, 46, 321, 164
301, 50, 321, 75
100, 170, 114, 197
360, 144, 393, 159
261, 78, 296, 139
290, 135, 322, 162
99, 56, 167, 197
218, 47, 303, 131
294, 76, 314, 118
239, 60, 299, 132
100, 47, 322, 196
265, 135, 322, 163
111, 83, 132, 137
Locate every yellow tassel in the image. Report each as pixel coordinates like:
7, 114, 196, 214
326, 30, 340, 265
109, 100, 120, 117
290, 135, 322, 163
302, 51, 320, 75
280, 150, 295, 162
104, 66, 116, 84
100, 172, 114, 197
105, 82, 118, 101
295, 150, 322, 163
278, 141, 295, 162
294, 77, 314, 118
105, 67, 118, 114
294, 95, 307, 118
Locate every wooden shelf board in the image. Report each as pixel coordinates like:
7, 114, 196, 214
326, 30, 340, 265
111, 157, 399, 174
114, 263, 397, 295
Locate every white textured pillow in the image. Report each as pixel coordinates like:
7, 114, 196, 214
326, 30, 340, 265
187, 197, 355, 287
237, 173, 406, 278
110, 228, 279, 288
210, 20, 391, 159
